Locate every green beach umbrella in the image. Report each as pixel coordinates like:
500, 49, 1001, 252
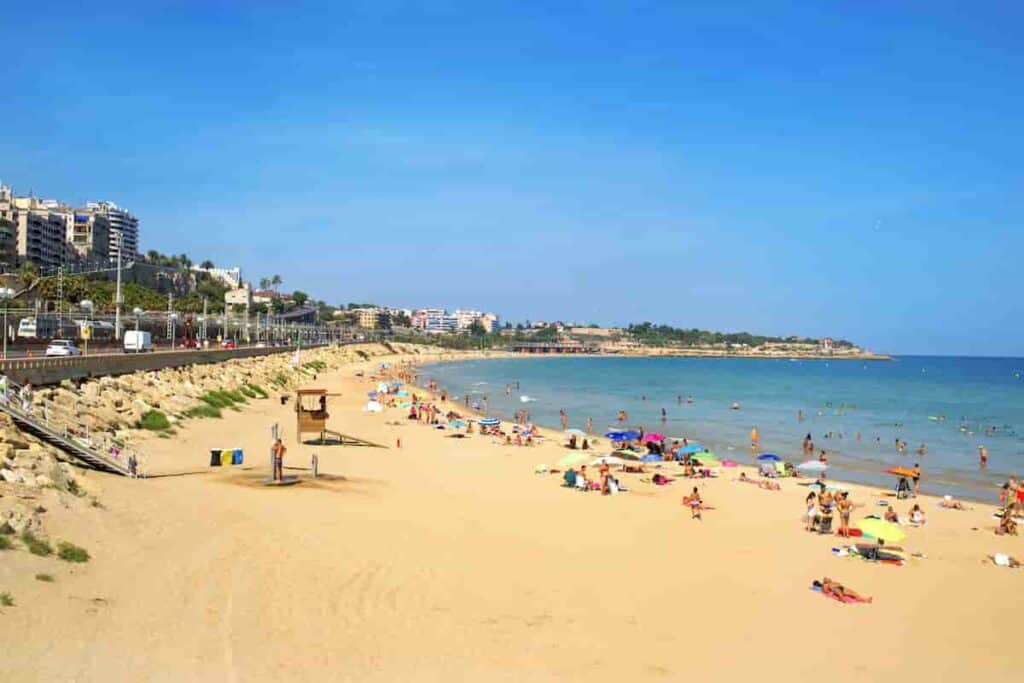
557, 452, 589, 468
856, 518, 907, 543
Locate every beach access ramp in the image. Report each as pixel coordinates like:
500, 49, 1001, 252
0, 378, 131, 476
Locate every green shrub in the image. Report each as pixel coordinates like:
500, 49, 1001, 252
57, 542, 90, 563
35, 573, 54, 582
20, 531, 52, 557
223, 389, 246, 403
0, 591, 13, 607
200, 392, 232, 408
138, 410, 171, 431
239, 385, 257, 399
247, 384, 268, 398
355, 350, 369, 360
271, 372, 290, 387
185, 404, 222, 419
0, 535, 13, 550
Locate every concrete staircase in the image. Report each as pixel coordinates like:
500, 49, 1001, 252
0, 378, 131, 476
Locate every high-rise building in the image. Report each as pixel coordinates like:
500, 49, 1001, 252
68, 208, 110, 262
0, 184, 17, 269
87, 201, 138, 262
11, 196, 69, 271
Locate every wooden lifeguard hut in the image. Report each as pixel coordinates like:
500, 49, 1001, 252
295, 388, 342, 444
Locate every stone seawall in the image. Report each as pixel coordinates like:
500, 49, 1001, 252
0, 345, 323, 386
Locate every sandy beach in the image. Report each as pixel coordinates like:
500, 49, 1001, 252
2, 348, 1021, 682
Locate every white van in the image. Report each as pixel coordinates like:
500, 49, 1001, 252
123, 330, 153, 353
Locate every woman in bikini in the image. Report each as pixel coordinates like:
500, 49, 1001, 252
815, 577, 872, 603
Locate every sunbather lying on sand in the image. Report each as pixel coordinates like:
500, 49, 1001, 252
939, 496, 969, 510
736, 473, 780, 490
813, 577, 872, 603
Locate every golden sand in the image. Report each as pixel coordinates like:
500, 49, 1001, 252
1, 351, 1020, 681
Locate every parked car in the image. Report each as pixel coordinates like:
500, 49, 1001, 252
221, 339, 237, 349
45, 339, 83, 357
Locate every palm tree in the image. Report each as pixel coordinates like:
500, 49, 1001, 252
17, 260, 37, 280
146, 249, 160, 263
271, 274, 282, 292
259, 277, 271, 291
200, 259, 214, 269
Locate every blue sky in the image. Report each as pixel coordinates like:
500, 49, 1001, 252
2, 1, 1022, 355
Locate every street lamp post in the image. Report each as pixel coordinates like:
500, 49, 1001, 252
0, 287, 15, 361
114, 232, 124, 341
80, 299, 94, 356
169, 313, 179, 349
133, 307, 143, 331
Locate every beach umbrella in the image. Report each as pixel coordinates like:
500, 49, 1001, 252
450, 419, 466, 429
605, 432, 630, 441
557, 452, 588, 468
721, 459, 738, 467
679, 445, 704, 454
856, 518, 907, 543
886, 466, 916, 478
613, 449, 641, 460
757, 453, 782, 462
363, 400, 382, 413
478, 417, 501, 427
642, 433, 665, 443
591, 456, 628, 466
367, 391, 378, 398
565, 429, 587, 437
692, 451, 717, 461
797, 460, 828, 472
396, 390, 409, 398
640, 454, 662, 462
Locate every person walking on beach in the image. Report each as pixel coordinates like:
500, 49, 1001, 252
683, 487, 703, 520
560, 409, 568, 430
586, 416, 593, 433
912, 463, 922, 496
979, 445, 988, 468
19, 382, 33, 414
272, 438, 286, 482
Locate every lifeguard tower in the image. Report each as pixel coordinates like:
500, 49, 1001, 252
295, 388, 343, 444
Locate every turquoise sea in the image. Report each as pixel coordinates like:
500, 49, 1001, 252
418, 356, 1024, 502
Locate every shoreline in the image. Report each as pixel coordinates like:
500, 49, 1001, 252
413, 353, 1007, 505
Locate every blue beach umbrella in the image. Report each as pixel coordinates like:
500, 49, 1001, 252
679, 444, 704, 454
757, 453, 782, 462
478, 417, 501, 427
640, 454, 663, 462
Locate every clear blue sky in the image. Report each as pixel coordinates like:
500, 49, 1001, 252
3, 1, 1021, 355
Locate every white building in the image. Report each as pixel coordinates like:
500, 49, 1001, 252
86, 200, 139, 261
224, 285, 252, 308
192, 265, 242, 288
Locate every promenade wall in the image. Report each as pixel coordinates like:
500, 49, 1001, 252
0, 346, 317, 386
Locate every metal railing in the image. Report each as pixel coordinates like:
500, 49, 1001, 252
0, 375, 131, 475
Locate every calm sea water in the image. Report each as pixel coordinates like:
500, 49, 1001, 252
418, 356, 1024, 502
